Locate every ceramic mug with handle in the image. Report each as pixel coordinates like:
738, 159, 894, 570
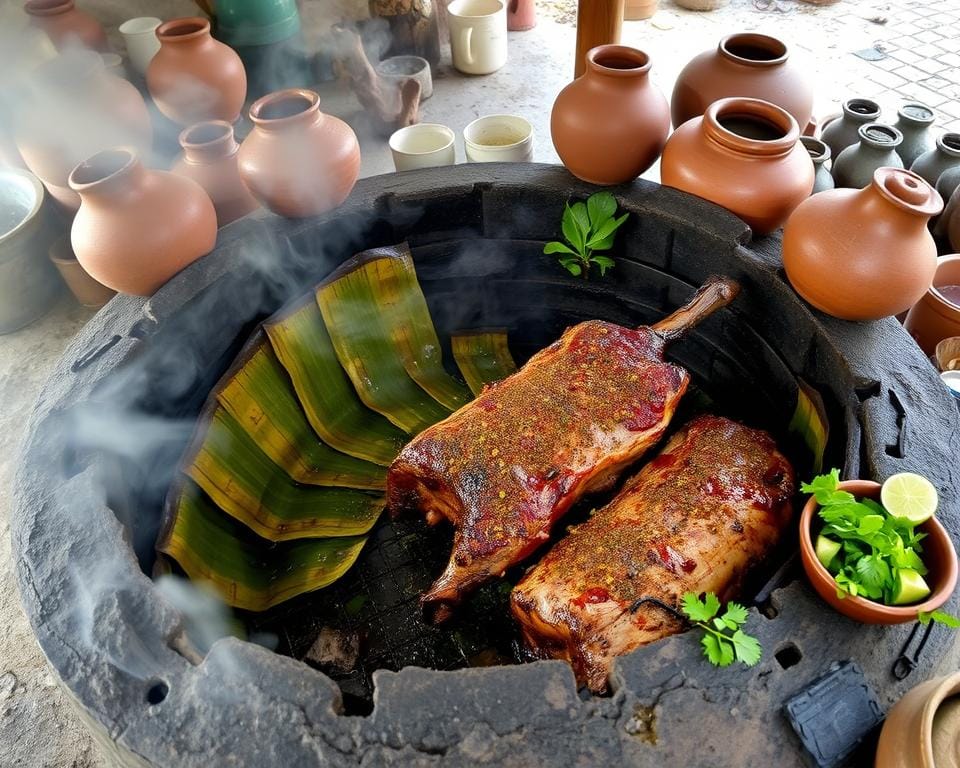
447, 0, 508, 75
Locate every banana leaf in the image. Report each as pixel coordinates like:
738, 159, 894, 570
186, 405, 385, 541
317, 245, 468, 434
159, 480, 368, 611
451, 330, 518, 395
264, 297, 407, 467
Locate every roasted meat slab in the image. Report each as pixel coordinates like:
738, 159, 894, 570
510, 415, 795, 692
387, 278, 739, 621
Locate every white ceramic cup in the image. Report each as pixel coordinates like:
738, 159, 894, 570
447, 0, 508, 75
463, 115, 534, 162
389, 123, 456, 171
119, 17, 162, 76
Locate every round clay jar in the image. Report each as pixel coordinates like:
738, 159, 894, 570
820, 98, 881, 162
895, 102, 936, 169
831, 123, 904, 189
911, 132, 960, 188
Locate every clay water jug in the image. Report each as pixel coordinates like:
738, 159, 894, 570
783, 167, 942, 321
147, 17, 247, 126
671, 33, 813, 130
895, 102, 936, 169
238, 88, 361, 218
172, 121, 259, 228
69, 148, 217, 296
820, 98, 881, 161
800, 136, 833, 194
660, 97, 813, 235
552, 45, 669, 185
24, 0, 108, 52
911, 132, 960, 188
832, 123, 903, 189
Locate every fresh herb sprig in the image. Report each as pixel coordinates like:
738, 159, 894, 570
681, 592, 762, 668
544, 191, 629, 280
919, 609, 960, 628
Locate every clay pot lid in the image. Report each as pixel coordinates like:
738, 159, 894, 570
584, 45, 651, 77
898, 102, 936, 125
936, 132, 960, 158
156, 17, 211, 43
857, 122, 903, 149
873, 168, 943, 218
68, 148, 139, 193
842, 98, 882, 122
703, 97, 799, 156
178, 120, 239, 160
249, 88, 321, 128
24, 0, 74, 16
718, 33, 788, 67
800, 135, 830, 162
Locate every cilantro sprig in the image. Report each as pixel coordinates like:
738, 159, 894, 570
543, 191, 629, 279
681, 592, 762, 668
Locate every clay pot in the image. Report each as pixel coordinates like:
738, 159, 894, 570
820, 98, 881, 161
803, 115, 819, 138
552, 45, 669, 185
623, 0, 656, 19
172, 121, 259, 228
48, 235, 115, 308
147, 17, 248, 127
876, 672, 960, 768
800, 136, 833, 194
905, 255, 960, 354
895, 102, 936, 169
68, 148, 217, 296
936, 164, 960, 203
660, 97, 813, 234
911, 132, 960, 188
508, 0, 538, 29
670, 33, 813, 130
783, 168, 942, 321
832, 123, 904, 189
24, 0, 108, 52
800, 480, 958, 624
14, 50, 153, 212
238, 89, 361, 218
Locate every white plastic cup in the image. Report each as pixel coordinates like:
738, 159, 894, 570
447, 0, 508, 75
463, 115, 533, 162
119, 17, 161, 76
389, 124, 456, 171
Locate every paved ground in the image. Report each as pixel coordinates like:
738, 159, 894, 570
1, 0, 958, 765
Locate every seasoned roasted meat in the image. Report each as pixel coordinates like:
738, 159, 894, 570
387, 278, 739, 622
510, 415, 795, 692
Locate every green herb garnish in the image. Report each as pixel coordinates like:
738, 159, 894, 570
919, 609, 960, 628
681, 592, 762, 668
543, 191, 629, 279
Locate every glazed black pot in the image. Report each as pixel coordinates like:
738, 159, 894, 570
832, 123, 904, 189
911, 132, 960, 188
820, 97, 881, 161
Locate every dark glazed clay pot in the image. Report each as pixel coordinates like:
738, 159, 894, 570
660, 97, 813, 234
670, 33, 813, 130
552, 45, 669, 185
819, 98, 881, 161
911, 132, 960, 188
895, 102, 936, 169
800, 136, 833, 194
831, 123, 903, 189
783, 167, 943, 321
24, 0, 108, 52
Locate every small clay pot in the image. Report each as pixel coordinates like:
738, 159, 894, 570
895, 102, 936, 169
784, 168, 942, 321
48, 235, 115, 308
24, 0, 108, 52
799, 480, 958, 625
670, 33, 813, 130
147, 17, 248, 126
508, 0, 538, 29
68, 148, 217, 296
552, 45, 669, 185
831, 123, 904, 189
623, 0, 657, 19
238, 88, 361, 218
911, 132, 960, 188
172, 121, 260, 228
820, 98, 881, 161
800, 136, 833, 194
935, 336, 960, 372
876, 672, 960, 768
660, 97, 813, 234
905, 255, 960, 354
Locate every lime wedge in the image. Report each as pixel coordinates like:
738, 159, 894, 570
892, 569, 931, 605
881, 472, 939, 524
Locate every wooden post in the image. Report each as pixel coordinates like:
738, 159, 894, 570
574, 0, 624, 78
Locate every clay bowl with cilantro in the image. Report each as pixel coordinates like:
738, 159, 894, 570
799, 471, 958, 624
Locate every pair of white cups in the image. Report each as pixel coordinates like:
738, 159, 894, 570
389, 115, 534, 171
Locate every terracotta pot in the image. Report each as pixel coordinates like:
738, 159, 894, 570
238, 89, 361, 218
660, 97, 813, 234
172, 121, 259, 228
820, 98, 881, 161
800, 136, 833, 194
905, 255, 960, 354
800, 480, 958, 625
832, 123, 904, 189
146, 17, 247, 126
14, 50, 153, 212
508, 0, 537, 29
670, 33, 813, 130
552, 45, 669, 185
48, 235, 115, 308
876, 672, 960, 768
623, 0, 656, 19
911, 132, 960, 188
895, 102, 936, 169
24, 0, 108, 52
783, 168, 942, 321
68, 148, 217, 296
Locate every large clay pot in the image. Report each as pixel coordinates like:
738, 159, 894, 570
670, 33, 813, 130
911, 132, 960, 188
876, 672, 960, 768
14, 50, 153, 212
68, 148, 217, 296
237, 88, 361, 218
783, 167, 942, 321
508, 0, 538, 29
660, 97, 813, 234
831, 123, 904, 189
23, 0, 108, 52
904, 255, 960, 355
800, 136, 833, 194
147, 17, 247, 127
820, 98, 881, 161
552, 45, 669, 185
895, 102, 936, 169
172, 121, 259, 228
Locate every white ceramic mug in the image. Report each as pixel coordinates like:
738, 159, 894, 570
119, 17, 161, 76
463, 115, 534, 162
389, 124, 456, 171
447, 0, 508, 75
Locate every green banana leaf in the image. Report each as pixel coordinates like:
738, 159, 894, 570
451, 330, 518, 395
264, 297, 407, 467
158, 480, 368, 611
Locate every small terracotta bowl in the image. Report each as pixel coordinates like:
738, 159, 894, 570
799, 480, 958, 624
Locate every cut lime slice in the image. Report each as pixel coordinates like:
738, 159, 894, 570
881, 472, 939, 524
892, 569, 931, 605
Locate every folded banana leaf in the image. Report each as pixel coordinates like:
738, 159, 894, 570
264, 297, 407, 467
451, 330, 518, 395
159, 480, 368, 611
